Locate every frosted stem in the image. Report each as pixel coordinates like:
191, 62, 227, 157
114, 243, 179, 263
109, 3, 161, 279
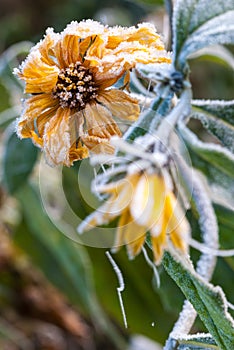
142, 247, 160, 288
105, 251, 128, 329
156, 87, 192, 142
165, 155, 219, 346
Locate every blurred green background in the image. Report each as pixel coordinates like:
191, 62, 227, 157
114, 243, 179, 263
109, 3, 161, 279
0, 0, 233, 349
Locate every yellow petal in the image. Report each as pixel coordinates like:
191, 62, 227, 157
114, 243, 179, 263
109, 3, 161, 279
54, 35, 80, 68
164, 192, 190, 252
94, 68, 122, 89
43, 107, 71, 166
83, 102, 122, 139
60, 20, 106, 63
37, 28, 60, 67
170, 231, 188, 252
81, 135, 115, 154
131, 173, 166, 229
113, 210, 145, 258
17, 94, 59, 147
18, 52, 59, 94
102, 176, 136, 217
69, 140, 89, 163
82, 35, 106, 60
113, 210, 130, 252
151, 229, 167, 265
97, 89, 140, 121
80, 102, 120, 154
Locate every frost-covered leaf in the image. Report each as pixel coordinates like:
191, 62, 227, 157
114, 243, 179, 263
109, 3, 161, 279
191, 110, 234, 152
163, 252, 234, 350
173, 0, 234, 71
169, 334, 218, 349
189, 150, 234, 208
192, 99, 234, 126
178, 120, 234, 179
214, 203, 234, 256
181, 11, 234, 67
188, 45, 234, 70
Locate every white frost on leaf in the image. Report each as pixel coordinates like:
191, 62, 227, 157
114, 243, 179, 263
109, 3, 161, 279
178, 118, 234, 179
192, 99, 234, 127
192, 111, 234, 152
173, 0, 234, 66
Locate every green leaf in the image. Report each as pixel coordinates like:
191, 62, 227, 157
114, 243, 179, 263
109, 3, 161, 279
192, 100, 234, 127
188, 45, 234, 71
214, 203, 234, 270
182, 11, 234, 66
0, 41, 32, 76
176, 335, 218, 349
163, 252, 234, 350
0, 106, 21, 128
86, 246, 179, 344
14, 183, 127, 349
191, 110, 234, 152
173, 0, 234, 71
187, 149, 234, 201
178, 120, 234, 179
2, 129, 38, 194
15, 183, 95, 311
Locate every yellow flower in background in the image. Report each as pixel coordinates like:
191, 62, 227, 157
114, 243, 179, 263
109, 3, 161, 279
15, 20, 171, 166
78, 170, 190, 265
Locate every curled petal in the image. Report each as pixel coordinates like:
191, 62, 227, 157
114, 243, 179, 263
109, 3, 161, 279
107, 23, 161, 47
54, 34, 81, 68
82, 35, 106, 61
36, 28, 60, 66
97, 89, 140, 121
81, 135, 115, 154
18, 52, 59, 94
61, 20, 107, 63
94, 66, 123, 88
43, 107, 71, 166
84, 103, 122, 138
17, 94, 59, 146
69, 140, 89, 163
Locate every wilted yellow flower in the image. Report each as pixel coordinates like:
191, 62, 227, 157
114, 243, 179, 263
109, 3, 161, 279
14, 20, 171, 166
79, 170, 190, 265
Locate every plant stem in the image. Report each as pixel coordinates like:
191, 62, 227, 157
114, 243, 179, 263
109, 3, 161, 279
156, 87, 192, 143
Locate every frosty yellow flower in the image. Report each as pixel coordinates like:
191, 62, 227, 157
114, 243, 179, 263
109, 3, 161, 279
14, 20, 171, 166
79, 170, 190, 265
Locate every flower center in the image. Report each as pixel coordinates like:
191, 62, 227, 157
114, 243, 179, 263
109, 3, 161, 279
53, 62, 98, 109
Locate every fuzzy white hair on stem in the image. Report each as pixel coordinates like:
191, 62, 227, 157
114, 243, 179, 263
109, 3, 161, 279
142, 247, 161, 288
105, 251, 128, 329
